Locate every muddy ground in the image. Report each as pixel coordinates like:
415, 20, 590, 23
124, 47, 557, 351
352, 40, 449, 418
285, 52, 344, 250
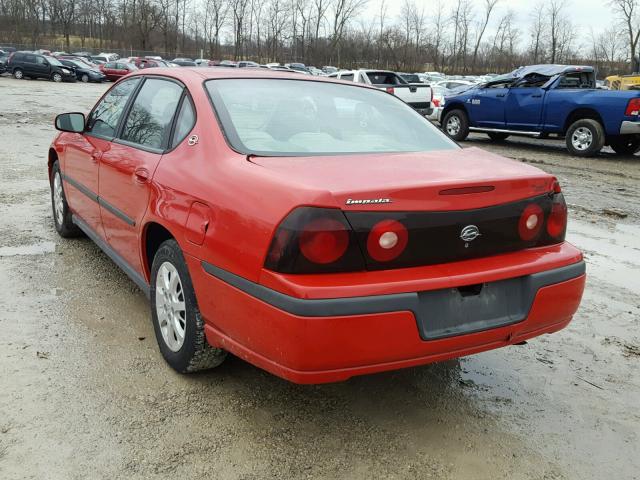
0, 77, 638, 480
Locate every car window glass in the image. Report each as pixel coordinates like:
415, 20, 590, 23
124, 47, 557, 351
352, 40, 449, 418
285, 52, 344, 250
120, 78, 183, 150
206, 79, 457, 155
25, 54, 36, 63
36, 56, 46, 65
340, 73, 354, 81
171, 97, 196, 148
366, 72, 398, 85
86, 78, 141, 138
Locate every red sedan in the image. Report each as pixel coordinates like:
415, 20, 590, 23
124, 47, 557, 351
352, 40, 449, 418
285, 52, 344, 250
99, 61, 137, 81
49, 68, 585, 383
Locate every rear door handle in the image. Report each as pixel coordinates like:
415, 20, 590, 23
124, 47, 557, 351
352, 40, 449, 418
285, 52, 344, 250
134, 167, 150, 183
531, 94, 542, 97
91, 151, 102, 162
496, 93, 506, 97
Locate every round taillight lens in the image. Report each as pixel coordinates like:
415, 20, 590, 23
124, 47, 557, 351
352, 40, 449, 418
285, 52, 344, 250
367, 219, 408, 262
518, 204, 544, 241
547, 200, 567, 238
299, 218, 349, 264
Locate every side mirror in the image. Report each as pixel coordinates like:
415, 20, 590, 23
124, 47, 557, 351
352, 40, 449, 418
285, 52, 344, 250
55, 112, 85, 133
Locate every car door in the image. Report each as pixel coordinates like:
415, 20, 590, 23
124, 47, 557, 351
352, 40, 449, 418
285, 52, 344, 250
469, 85, 508, 128
63, 77, 142, 237
23, 54, 40, 77
504, 86, 545, 131
33, 55, 51, 78
99, 77, 184, 273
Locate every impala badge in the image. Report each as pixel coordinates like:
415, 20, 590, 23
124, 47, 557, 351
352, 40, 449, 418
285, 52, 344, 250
460, 225, 481, 245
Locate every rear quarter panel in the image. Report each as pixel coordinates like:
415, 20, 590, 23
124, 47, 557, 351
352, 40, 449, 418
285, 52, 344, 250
543, 89, 640, 134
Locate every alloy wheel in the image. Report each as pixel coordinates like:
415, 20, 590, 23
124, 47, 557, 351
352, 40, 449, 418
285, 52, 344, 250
571, 127, 593, 151
155, 261, 187, 352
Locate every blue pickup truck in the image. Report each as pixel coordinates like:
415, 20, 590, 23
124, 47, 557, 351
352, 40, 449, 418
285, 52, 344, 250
440, 65, 640, 157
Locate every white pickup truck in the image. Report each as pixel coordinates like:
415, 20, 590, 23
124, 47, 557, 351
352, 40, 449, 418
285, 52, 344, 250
329, 69, 433, 116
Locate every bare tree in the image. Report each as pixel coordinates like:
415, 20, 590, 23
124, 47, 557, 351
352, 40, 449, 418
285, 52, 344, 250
528, 1, 546, 63
471, 0, 498, 71
610, 0, 640, 71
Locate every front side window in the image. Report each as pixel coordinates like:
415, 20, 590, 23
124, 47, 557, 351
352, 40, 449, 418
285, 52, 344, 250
206, 79, 457, 156
86, 77, 141, 138
120, 78, 183, 150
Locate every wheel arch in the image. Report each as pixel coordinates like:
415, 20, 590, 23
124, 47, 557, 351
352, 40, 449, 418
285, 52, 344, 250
563, 108, 604, 135
441, 102, 469, 121
48, 148, 58, 181
142, 221, 178, 282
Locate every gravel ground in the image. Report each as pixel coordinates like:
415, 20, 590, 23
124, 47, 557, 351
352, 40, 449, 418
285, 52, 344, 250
0, 77, 638, 480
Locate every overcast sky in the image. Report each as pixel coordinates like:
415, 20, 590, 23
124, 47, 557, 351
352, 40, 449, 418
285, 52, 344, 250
365, 0, 613, 46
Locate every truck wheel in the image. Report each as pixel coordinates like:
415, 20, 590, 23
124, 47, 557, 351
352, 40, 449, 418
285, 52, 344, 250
442, 109, 469, 141
609, 136, 640, 155
13, 68, 23, 79
50, 161, 82, 238
487, 132, 510, 141
150, 239, 227, 373
566, 119, 605, 157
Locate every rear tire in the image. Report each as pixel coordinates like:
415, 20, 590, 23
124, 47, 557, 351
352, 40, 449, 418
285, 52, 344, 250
150, 239, 227, 373
13, 68, 23, 79
81, 74, 89, 83
487, 132, 510, 141
50, 161, 82, 238
565, 119, 605, 157
442, 109, 470, 142
609, 136, 640, 156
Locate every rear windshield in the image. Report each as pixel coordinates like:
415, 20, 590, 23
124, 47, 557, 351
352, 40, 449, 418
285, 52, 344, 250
366, 72, 403, 85
205, 79, 457, 156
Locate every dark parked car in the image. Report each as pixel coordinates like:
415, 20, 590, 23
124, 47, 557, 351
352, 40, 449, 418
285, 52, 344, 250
7, 52, 76, 82
99, 61, 138, 81
172, 58, 196, 67
59, 58, 106, 83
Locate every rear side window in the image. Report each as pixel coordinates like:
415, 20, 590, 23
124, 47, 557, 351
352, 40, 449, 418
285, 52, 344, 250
24, 54, 36, 63
120, 78, 183, 150
104, 62, 115, 69
340, 73, 354, 81
171, 97, 195, 148
86, 77, 141, 138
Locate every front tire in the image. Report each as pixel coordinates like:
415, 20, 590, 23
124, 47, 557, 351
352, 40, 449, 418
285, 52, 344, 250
52, 72, 62, 82
150, 239, 227, 373
609, 136, 640, 155
442, 109, 470, 141
566, 119, 604, 157
50, 161, 82, 238
80, 74, 89, 83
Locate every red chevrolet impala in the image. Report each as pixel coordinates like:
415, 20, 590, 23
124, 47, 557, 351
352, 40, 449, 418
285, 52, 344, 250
49, 68, 585, 383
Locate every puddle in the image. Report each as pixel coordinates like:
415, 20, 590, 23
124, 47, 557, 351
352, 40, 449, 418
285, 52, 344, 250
0, 241, 56, 257
567, 220, 640, 294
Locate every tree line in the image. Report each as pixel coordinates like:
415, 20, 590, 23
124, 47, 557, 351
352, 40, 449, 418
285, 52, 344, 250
0, 0, 639, 75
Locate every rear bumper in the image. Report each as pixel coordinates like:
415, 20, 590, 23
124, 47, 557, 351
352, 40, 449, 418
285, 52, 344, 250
620, 120, 640, 134
189, 247, 586, 384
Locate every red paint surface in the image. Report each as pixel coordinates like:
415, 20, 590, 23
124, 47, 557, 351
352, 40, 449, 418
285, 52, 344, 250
53, 68, 586, 383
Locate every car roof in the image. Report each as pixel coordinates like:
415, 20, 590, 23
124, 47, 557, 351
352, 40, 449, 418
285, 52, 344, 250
124, 66, 380, 91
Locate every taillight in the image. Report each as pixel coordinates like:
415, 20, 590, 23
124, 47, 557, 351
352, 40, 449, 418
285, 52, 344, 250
386, 87, 395, 95
625, 98, 640, 116
518, 203, 544, 241
299, 218, 349, 264
366, 220, 408, 262
432, 98, 441, 107
265, 207, 365, 273
547, 194, 568, 238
